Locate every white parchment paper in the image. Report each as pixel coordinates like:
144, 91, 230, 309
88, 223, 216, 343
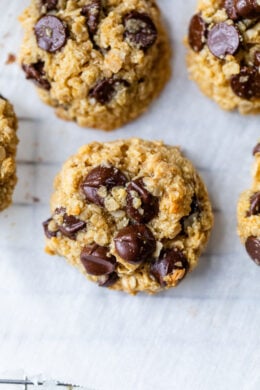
0, 1, 260, 389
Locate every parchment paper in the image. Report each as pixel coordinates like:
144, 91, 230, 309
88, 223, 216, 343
0, 1, 260, 389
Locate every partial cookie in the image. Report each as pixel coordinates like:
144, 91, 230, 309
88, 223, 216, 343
186, 0, 260, 114
19, 0, 170, 131
238, 143, 260, 265
43, 138, 213, 294
0, 96, 18, 212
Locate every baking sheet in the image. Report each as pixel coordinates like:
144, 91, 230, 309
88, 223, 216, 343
0, 1, 260, 389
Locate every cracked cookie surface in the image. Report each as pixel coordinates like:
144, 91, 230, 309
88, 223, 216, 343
43, 138, 213, 294
19, 0, 170, 131
238, 143, 260, 265
0, 96, 18, 212
186, 0, 260, 114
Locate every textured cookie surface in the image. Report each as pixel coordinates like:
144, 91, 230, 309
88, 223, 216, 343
0, 97, 18, 212
19, 0, 170, 131
238, 143, 260, 265
43, 138, 213, 294
187, 0, 260, 114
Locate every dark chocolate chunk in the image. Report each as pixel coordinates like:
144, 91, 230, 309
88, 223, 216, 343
224, 0, 239, 20
89, 79, 117, 104
41, 0, 58, 11
58, 214, 86, 238
123, 11, 157, 50
254, 51, 260, 66
80, 244, 117, 276
245, 236, 260, 265
81, 165, 127, 206
150, 248, 189, 287
126, 178, 159, 223
98, 272, 119, 287
188, 14, 207, 52
42, 218, 58, 239
181, 196, 201, 231
89, 78, 128, 104
247, 192, 260, 216
34, 15, 68, 53
22, 61, 51, 90
81, 0, 101, 36
114, 224, 156, 264
207, 22, 240, 59
235, 0, 260, 18
253, 142, 260, 155
231, 66, 260, 99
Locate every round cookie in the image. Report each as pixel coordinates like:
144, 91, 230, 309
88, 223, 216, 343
238, 143, 260, 265
43, 138, 213, 294
0, 96, 18, 212
186, 0, 260, 114
19, 0, 171, 131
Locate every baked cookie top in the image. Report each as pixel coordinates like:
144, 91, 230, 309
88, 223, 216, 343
187, 0, 260, 114
43, 138, 213, 294
0, 96, 18, 212
19, 0, 170, 130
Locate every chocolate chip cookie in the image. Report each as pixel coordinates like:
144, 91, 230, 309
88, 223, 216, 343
238, 143, 260, 265
43, 138, 213, 294
19, 0, 170, 131
0, 96, 18, 212
186, 0, 260, 114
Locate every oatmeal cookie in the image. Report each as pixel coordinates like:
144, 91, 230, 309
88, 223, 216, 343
0, 96, 18, 212
19, 0, 171, 131
238, 142, 260, 265
186, 0, 260, 114
43, 138, 213, 294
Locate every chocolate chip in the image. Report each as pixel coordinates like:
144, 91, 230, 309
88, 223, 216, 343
188, 14, 207, 52
235, 0, 260, 18
207, 22, 240, 59
255, 51, 260, 66
114, 224, 156, 264
80, 244, 117, 276
34, 15, 68, 53
224, 0, 239, 19
253, 142, 260, 155
89, 79, 116, 104
98, 272, 119, 287
81, 0, 101, 36
22, 61, 51, 91
42, 218, 58, 239
126, 178, 159, 223
89, 78, 129, 104
81, 165, 127, 206
123, 11, 157, 50
231, 66, 260, 99
181, 196, 201, 232
58, 214, 86, 238
150, 248, 189, 287
245, 236, 260, 265
247, 192, 260, 216
41, 0, 58, 11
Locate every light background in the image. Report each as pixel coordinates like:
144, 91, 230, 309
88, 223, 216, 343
0, 1, 260, 389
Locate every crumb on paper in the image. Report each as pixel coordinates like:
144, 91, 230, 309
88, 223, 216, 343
5, 53, 16, 65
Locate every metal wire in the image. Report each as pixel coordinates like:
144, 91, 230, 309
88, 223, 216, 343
0, 378, 78, 388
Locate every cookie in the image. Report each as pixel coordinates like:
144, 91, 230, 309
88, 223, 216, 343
238, 143, 260, 265
19, 0, 171, 131
0, 96, 18, 212
43, 138, 213, 294
186, 0, 260, 114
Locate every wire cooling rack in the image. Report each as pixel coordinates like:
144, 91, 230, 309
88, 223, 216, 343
0, 378, 79, 389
